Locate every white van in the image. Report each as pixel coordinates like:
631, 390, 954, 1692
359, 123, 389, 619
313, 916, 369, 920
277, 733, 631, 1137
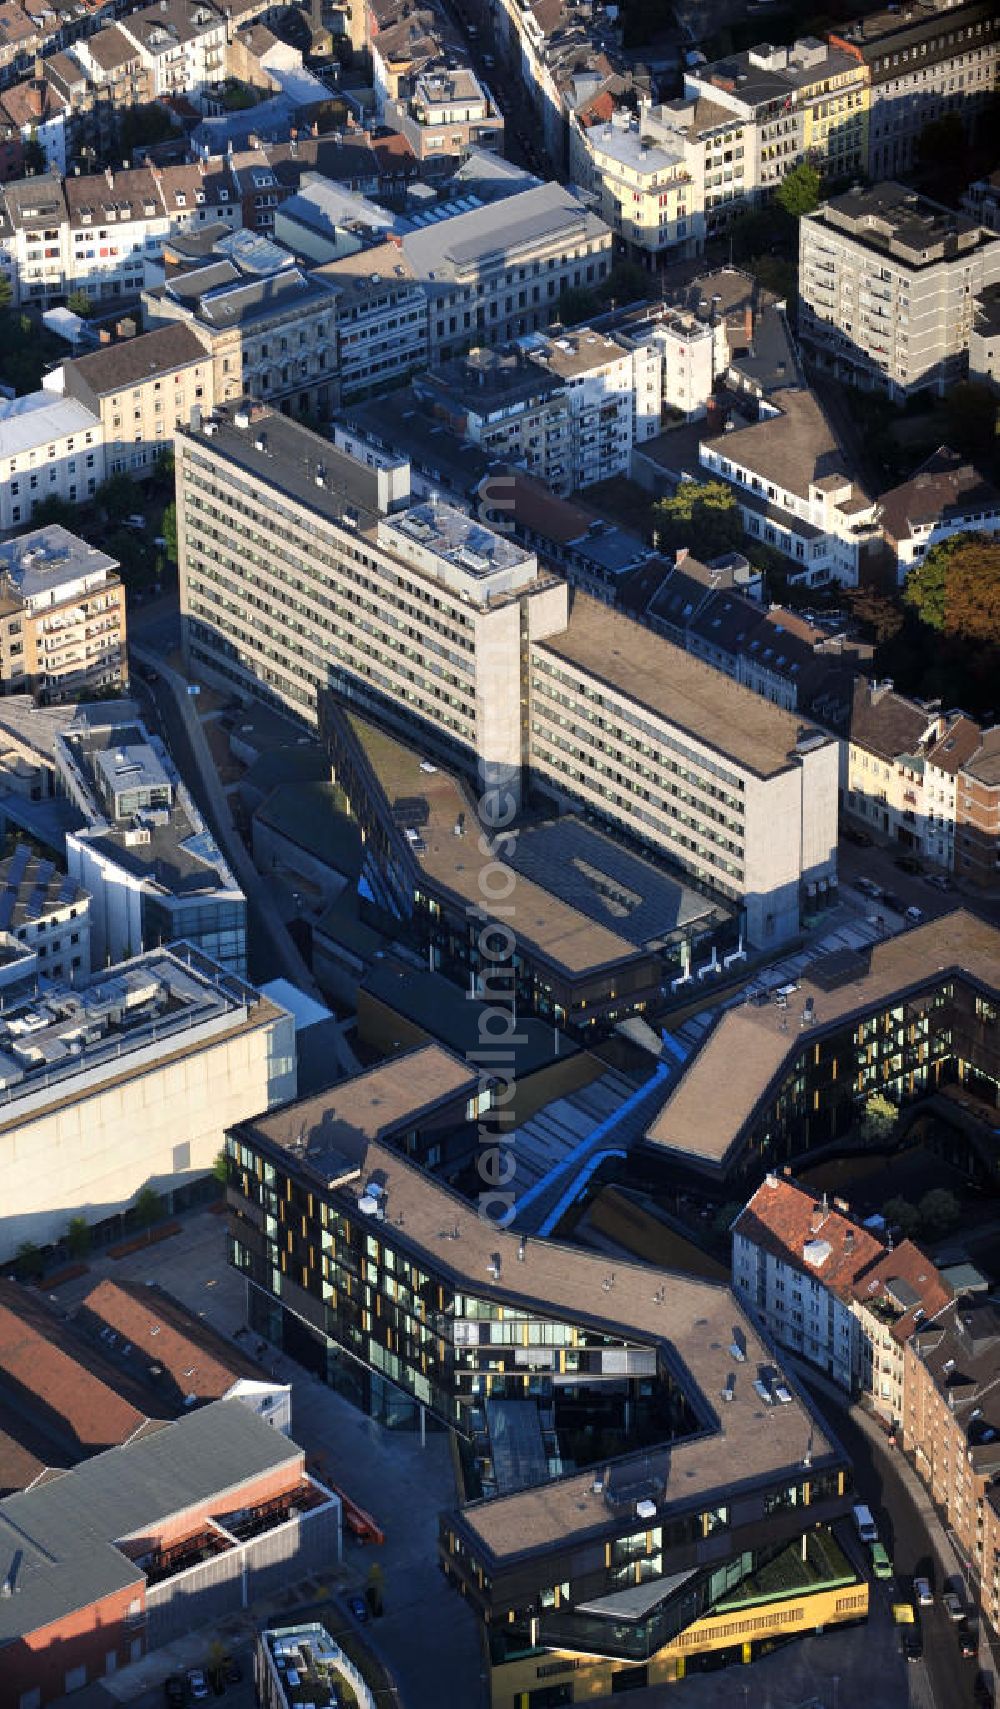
853, 1503, 878, 1544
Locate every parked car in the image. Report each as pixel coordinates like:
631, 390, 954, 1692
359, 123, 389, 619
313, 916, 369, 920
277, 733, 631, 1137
348, 1592, 369, 1624
223, 1657, 243, 1684
944, 1589, 965, 1620
856, 878, 882, 899
842, 823, 874, 847
895, 853, 923, 874
959, 1617, 979, 1658
973, 1671, 995, 1708
164, 1680, 186, 1708
870, 1541, 893, 1580
925, 872, 953, 891
914, 1576, 933, 1606
881, 891, 905, 914
125, 513, 147, 530
187, 1671, 210, 1703
905, 905, 926, 925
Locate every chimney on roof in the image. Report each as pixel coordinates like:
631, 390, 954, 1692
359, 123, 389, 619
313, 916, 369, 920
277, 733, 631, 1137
743, 304, 753, 347
106, 165, 114, 190
674, 546, 689, 567
27, 78, 46, 121
198, 156, 207, 175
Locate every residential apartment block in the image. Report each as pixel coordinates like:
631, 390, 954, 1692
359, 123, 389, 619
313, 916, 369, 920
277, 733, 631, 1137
0, 524, 125, 700
0, 393, 104, 534
733, 1174, 949, 1414
798, 182, 1000, 399
699, 387, 881, 587
117, 0, 226, 111
686, 37, 868, 190
829, 0, 1000, 181
847, 678, 1000, 881
644, 910, 1000, 1180
383, 65, 503, 173
227, 1087, 864, 1706
56, 323, 212, 475
570, 102, 703, 261
57, 700, 247, 973
878, 445, 1000, 582
903, 1297, 1000, 1630
0, 945, 296, 1258
0, 156, 241, 308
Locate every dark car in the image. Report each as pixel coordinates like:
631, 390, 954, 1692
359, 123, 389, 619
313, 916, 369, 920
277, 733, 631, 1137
842, 823, 874, 847
164, 1680, 186, 1708
959, 1618, 979, 1659
348, 1593, 369, 1624
881, 891, 905, 915
974, 1671, 995, 1708
895, 853, 923, 874
223, 1658, 243, 1684
901, 1623, 923, 1662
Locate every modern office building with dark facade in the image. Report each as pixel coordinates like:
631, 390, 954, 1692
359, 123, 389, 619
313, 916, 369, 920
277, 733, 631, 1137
226, 1056, 866, 1704
644, 910, 1000, 1181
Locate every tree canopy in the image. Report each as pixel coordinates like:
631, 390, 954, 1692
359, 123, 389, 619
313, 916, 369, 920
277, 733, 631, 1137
775, 162, 821, 219
653, 480, 743, 561
902, 532, 1000, 646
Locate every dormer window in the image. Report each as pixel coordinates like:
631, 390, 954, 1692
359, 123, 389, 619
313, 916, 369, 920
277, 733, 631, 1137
195, 189, 205, 204
219, 188, 229, 201
175, 192, 186, 207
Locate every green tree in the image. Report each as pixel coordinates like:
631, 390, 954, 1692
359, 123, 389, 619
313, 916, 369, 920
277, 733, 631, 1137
132, 1185, 163, 1243
65, 1216, 91, 1259
28, 494, 78, 530
15, 1241, 44, 1279
120, 103, 176, 157
152, 447, 175, 489
95, 473, 137, 524
653, 479, 743, 560
775, 162, 821, 220
712, 1200, 744, 1237
66, 289, 92, 318
0, 273, 12, 314
883, 1196, 920, 1240
860, 1091, 898, 1142
212, 1149, 228, 1185
161, 500, 178, 565
903, 532, 1000, 644
555, 284, 600, 325
918, 1187, 961, 1237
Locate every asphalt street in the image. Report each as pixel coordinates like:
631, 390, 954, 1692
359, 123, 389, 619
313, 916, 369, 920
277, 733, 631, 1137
797, 1374, 986, 1709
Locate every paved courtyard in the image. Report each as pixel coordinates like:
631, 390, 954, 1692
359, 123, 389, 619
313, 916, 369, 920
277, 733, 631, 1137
54, 1210, 485, 1709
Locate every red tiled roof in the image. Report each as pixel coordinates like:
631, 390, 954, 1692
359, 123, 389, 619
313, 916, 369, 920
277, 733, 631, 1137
849, 1237, 952, 1345
733, 1176, 883, 1293
78, 1278, 264, 1401
0, 1282, 148, 1457
579, 90, 615, 127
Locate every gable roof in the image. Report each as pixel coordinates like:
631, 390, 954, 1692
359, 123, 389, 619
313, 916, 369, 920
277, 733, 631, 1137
76, 1278, 265, 1404
734, 1176, 883, 1290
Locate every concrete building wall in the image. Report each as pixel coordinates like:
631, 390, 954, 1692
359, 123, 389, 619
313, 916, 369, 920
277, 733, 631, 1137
0, 1005, 296, 1257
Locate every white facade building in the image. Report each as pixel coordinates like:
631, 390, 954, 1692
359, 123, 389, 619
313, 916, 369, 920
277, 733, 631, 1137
0, 393, 105, 535
700, 387, 881, 587
0, 946, 296, 1258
